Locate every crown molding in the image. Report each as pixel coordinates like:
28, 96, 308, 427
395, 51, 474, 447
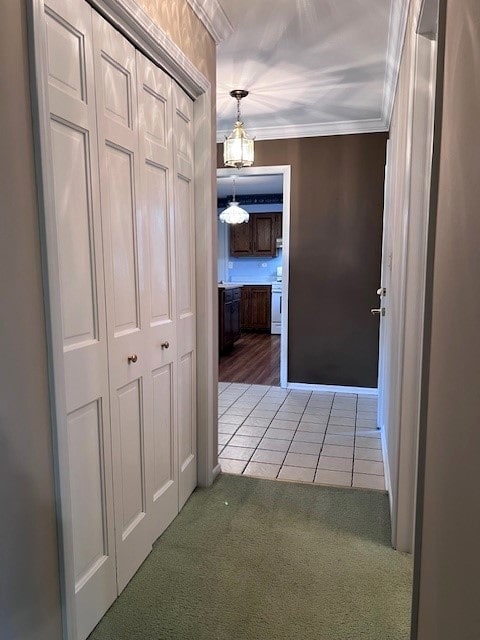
216, 118, 388, 143
90, 0, 210, 97
381, 0, 411, 127
185, 0, 233, 44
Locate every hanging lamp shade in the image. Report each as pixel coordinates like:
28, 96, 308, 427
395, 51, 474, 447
223, 90, 255, 168
219, 201, 250, 225
219, 176, 249, 224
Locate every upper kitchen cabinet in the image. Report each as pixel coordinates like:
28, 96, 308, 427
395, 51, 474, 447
230, 213, 282, 257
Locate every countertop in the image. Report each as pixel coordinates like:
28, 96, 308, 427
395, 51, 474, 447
218, 282, 275, 288
217, 283, 244, 290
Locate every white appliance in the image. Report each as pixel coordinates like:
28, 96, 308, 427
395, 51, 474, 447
271, 281, 282, 334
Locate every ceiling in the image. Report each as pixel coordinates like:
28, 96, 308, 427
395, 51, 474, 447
211, 0, 407, 142
217, 173, 283, 198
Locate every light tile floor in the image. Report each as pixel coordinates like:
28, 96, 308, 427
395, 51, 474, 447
218, 383, 385, 490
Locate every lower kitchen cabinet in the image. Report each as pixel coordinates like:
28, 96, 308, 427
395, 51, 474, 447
219, 287, 242, 353
241, 285, 272, 331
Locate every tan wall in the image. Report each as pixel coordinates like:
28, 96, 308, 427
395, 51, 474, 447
415, 0, 480, 637
0, 3, 62, 639
0, 1, 215, 639
137, 0, 216, 84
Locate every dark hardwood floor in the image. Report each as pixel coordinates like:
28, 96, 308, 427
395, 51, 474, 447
219, 332, 280, 386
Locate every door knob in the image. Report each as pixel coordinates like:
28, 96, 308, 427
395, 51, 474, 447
161, 341, 170, 349
127, 354, 138, 363
371, 308, 385, 316
377, 287, 386, 296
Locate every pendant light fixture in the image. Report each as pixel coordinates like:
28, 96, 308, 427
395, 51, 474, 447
219, 177, 250, 225
223, 90, 255, 168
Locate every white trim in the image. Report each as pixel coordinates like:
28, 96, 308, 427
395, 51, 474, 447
217, 165, 291, 389
212, 463, 222, 480
90, 0, 209, 98
217, 118, 387, 143
27, 2, 77, 637
194, 90, 217, 488
382, 0, 411, 127
287, 383, 378, 396
280, 168, 291, 389
381, 426, 394, 519
28, 0, 215, 636
185, 0, 233, 44
394, 0, 438, 553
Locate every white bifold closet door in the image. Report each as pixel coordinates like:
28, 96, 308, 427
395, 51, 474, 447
172, 78, 197, 509
44, 0, 197, 637
44, 2, 117, 638
92, 12, 153, 595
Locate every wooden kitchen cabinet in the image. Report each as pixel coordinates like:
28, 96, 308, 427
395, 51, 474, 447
230, 213, 281, 257
240, 285, 272, 331
219, 287, 241, 353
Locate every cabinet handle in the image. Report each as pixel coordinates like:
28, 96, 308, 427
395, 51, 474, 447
161, 341, 170, 349
127, 354, 138, 364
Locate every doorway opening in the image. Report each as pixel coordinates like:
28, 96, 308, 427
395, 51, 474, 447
217, 165, 291, 389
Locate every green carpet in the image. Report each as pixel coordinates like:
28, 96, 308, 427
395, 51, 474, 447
89, 474, 412, 640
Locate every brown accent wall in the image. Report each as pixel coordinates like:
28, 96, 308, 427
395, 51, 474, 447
414, 1, 480, 638
218, 134, 387, 387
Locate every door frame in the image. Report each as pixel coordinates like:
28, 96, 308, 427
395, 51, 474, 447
216, 165, 291, 388
379, 0, 439, 552
27, 0, 216, 637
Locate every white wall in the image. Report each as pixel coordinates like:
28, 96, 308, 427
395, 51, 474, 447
381, 0, 436, 552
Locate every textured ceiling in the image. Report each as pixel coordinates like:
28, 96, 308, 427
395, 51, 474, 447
216, 0, 399, 141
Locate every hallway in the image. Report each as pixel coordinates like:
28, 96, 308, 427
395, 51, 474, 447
88, 474, 412, 640
219, 383, 384, 488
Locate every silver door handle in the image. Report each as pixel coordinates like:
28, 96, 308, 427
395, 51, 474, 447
377, 287, 386, 296
371, 308, 385, 316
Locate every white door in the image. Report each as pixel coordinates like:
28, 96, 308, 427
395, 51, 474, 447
172, 84, 198, 508
136, 51, 179, 542
42, 0, 199, 633
92, 14, 152, 593
377, 140, 392, 436
44, 1, 117, 638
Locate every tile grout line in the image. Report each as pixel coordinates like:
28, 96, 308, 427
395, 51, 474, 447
220, 384, 286, 472
274, 390, 314, 480
219, 383, 268, 459
351, 393, 359, 487
246, 388, 293, 477
312, 393, 336, 482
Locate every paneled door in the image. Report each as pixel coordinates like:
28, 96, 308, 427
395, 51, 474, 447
41, 0, 199, 634
136, 51, 179, 542
92, 14, 152, 593
44, 1, 117, 638
173, 84, 198, 508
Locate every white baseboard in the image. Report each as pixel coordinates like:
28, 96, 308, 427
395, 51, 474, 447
212, 463, 222, 481
381, 428, 394, 515
286, 382, 378, 396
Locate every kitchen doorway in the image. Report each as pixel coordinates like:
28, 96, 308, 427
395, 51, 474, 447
217, 165, 291, 388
